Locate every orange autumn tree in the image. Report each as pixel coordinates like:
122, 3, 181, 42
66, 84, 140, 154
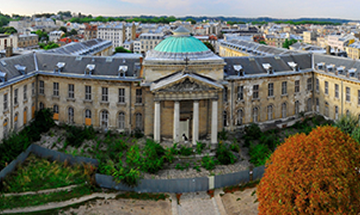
257, 126, 360, 214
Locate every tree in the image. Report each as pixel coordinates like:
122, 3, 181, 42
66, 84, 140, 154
59, 26, 67, 34
203, 42, 215, 53
257, 126, 360, 214
259, 41, 267, 45
283, 38, 298, 49
186, 18, 196, 24
115, 46, 132, 53
69, 29, 77, 36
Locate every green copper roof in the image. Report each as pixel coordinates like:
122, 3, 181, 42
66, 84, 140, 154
153, 36, 209, 53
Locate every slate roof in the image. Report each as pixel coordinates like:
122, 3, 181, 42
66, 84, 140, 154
313, 54, 360, 78
0, 53, 36, 80
44, 39, 112, 56
224, 53, 312, 77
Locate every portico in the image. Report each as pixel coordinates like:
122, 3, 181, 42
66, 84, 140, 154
151, 73, 222, 144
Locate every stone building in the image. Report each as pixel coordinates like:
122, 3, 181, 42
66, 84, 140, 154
1, 26, 360, 145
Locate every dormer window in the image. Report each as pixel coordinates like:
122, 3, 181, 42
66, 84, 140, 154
336, 67, 344, 75
326, 65, 334, 72
55, 62, 65, 73
262, 63, 273, 74
118, 65, 128, 78
233, 65, 244, 76
349, 68, 357, 78
85, 64, 95, 75
316, 63, 324, 70
0, 71, 7, 82
14, 64, 27, 75
287, 62, 299, 71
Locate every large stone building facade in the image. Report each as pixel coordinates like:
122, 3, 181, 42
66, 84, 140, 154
1, 27, 360, 145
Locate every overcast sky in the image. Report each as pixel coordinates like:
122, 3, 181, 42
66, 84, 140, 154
1, 0, 359, 20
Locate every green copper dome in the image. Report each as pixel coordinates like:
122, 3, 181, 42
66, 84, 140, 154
154, 36, 209, 53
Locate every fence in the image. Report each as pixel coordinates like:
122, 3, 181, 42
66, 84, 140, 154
0, 144, 265, 193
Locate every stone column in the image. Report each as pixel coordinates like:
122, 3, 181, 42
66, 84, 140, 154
211, 99, 218, 144
154, 101, 161, 142
192, 100, 199, 145
173, 101, 180, 142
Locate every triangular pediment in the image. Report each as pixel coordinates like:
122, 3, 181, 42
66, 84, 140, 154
151, 73, 223, 93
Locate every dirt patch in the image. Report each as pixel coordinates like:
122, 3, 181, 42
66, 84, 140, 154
221, 187, 258, 215
61, 198, 172, 215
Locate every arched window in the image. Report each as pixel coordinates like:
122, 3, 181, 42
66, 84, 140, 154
295, 101, 300, 115
85, 109, 91, 126
39, 102, 44, 110
236, 109, 243, 125
118, 112, 125, 129
101, 110, 109, 128
253, 107, 258, 123
267, 105, 273, 120
14, 113, 18, 131
316, 98, 319, 112
281, 103, 287, 118
135, 113, 142, 129
325, 102, 329, 117
68, 107, 74, 124
307, 98, 312, 112
335, 106, 339, 120
223, 111, 227, 127
3, 119, 8, 138
53, 105, 59, 120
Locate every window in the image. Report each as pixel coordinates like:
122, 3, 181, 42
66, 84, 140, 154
119, 88, 125, 103
53, 105, 59, 120
307, 78, 312, 91
53, 82, 59, 96
253, 107, 258, 122
136, 89, 142, 104
39, 81, 44, 95
14, 113, 18, 131
135, 113, 142, 129
253, 85, 259, 99
102, 87, 108, 102
68, 107, 74, 124
68, 84, 74, 98
3, 119, 8, 139
3, 93, 8, 110
23, 85, 27, 100
325, 81, 328, 95
295, 80, 300, 93
236, 109, 243, 125
358, 90, 360, 105
101, 110, 109, 128
14, 89, 18, 104
237, 86, 243, 100
223, 111, 228, 126
85, 86, 91, 100
346, 87, 351, 102
316, 98, 319, 112
32, 82, 35, 96
281, 103, 287, 118
118, 112, 125, 129
335, 106, 339, 120
307, 98, 312, 112
281, 82, 287, 95
316, 79, 319, 92
39, 102, 44, 110
267, 105, 273, 120
295, 101, 300, 115
268, 83, 274, 97
335, 84, 339, 98
223, 87, 228, 102
325, 102, 329, 117
85, 109, 91, 126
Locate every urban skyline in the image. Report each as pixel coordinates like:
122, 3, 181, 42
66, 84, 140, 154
2, 0, 360, 20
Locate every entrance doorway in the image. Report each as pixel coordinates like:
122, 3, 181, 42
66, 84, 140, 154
179, 119, 190, 141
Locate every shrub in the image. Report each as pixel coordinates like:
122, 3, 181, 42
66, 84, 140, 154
334, 114, 358, 135
196, 142, 206, 154
248, 143, 271, 167
126, 145, 142, 168
64, 125, 96, 148
201, 155, 217, 170
244, 123, 262, 147
141, 139, 165, 174
259, 133, 279, 151
113, 166, 142, 187
179, 146, 193, 156
230, 139, 240, 152
257, 126, 360, 214
216, 143, 236, 165
218, 128, 228, 140
132, 128, 144, 139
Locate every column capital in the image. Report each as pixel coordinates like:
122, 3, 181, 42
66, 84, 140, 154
193, 99, 200, 103
174, 100, 180, 104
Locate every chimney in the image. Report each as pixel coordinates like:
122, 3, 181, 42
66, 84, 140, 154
5, 46, 13, 58
326, 45, 331, 55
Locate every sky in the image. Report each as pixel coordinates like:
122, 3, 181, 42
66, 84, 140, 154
1, 0, 360, 20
